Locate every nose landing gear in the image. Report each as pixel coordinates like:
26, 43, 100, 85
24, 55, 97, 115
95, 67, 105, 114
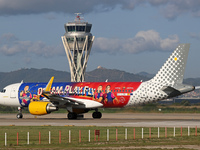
16, 107, 23, 119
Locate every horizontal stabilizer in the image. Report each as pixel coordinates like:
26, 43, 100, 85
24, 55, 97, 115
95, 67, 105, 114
162, 84, 195, 98
161, 86, 181, 97
195, 86, 200, 90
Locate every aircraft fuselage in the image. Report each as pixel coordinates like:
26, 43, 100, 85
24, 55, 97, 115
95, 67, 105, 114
0, 82, 142, 108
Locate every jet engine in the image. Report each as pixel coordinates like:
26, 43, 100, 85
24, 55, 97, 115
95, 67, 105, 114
29, 101, 58, 115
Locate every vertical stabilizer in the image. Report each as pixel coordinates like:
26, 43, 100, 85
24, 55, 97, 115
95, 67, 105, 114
151, 44, 190, 86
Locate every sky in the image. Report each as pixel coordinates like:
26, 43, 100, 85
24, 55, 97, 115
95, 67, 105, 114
0, 0, 200, 78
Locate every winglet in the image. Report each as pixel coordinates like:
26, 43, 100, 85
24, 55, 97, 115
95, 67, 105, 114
45, 76, 54, 92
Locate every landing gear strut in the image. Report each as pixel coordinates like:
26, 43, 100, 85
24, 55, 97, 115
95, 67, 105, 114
92, 111, 102, 119
16, 107, 23, 119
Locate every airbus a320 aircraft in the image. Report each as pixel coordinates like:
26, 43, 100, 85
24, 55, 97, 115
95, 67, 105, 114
0, 44, 196, 119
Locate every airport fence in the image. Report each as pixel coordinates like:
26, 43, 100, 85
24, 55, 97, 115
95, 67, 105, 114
0, 126, 199, 146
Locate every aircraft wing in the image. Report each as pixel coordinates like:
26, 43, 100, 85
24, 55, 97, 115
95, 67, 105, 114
41, 77, 103, 109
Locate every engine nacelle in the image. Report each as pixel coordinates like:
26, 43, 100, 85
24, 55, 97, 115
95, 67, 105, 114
29, 101, 58, 115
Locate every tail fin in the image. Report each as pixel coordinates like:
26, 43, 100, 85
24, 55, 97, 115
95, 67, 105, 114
151, 43, 190, 86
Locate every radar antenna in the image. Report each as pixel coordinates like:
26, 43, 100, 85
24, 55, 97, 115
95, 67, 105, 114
74, 13, 83, 22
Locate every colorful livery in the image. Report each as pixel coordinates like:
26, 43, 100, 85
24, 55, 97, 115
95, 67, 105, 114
0, 44, 196, 119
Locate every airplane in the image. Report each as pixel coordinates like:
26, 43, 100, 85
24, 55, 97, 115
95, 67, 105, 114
0, 43, 196, 119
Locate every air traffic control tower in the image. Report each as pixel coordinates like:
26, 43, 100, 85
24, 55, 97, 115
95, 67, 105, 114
61, 14, 95, 82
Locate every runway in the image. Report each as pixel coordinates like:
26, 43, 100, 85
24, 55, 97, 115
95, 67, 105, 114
0, 113, 200, 127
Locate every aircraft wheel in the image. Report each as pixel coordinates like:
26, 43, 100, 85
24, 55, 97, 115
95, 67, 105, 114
16, 113, 23, 119
92, 112, 102, 119
68, 112, 77, 120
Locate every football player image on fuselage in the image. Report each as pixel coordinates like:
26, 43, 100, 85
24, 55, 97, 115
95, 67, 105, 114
20, 85, 32, 106
103, 85, 119, 105
94, 85, 103, 103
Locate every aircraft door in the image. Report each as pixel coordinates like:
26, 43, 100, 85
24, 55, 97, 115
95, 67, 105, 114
10, 86, 17, 98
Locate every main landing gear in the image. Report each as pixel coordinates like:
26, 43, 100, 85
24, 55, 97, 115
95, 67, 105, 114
67, 111, 102, 119
92, 111, 102, 119
67, 112, 77, 120
16, 107, 23, 119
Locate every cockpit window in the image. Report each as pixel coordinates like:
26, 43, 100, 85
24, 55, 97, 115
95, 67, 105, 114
1, 89, 6, 93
